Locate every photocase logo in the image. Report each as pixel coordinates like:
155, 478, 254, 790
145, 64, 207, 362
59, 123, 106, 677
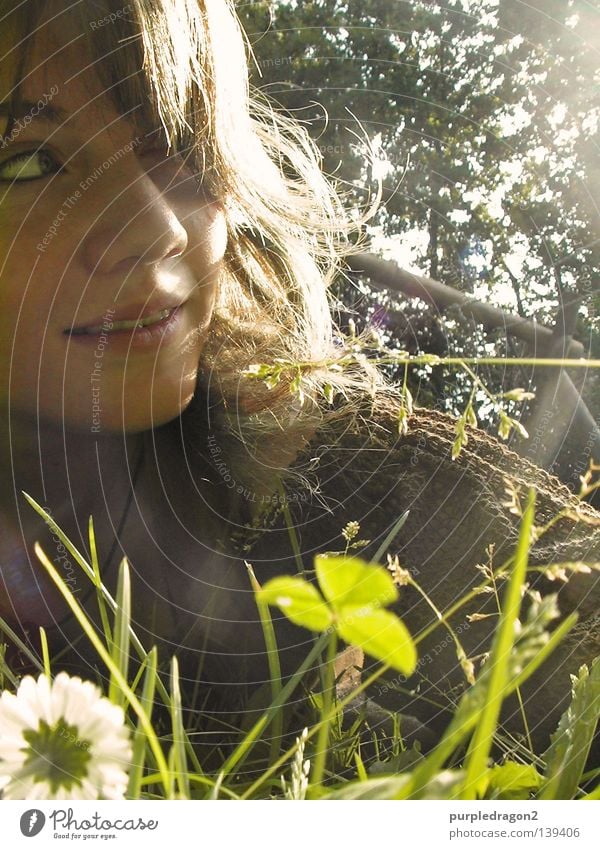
19, 810, 46, 837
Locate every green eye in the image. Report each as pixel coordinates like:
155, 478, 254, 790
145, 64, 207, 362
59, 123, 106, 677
0, 148, 62, 182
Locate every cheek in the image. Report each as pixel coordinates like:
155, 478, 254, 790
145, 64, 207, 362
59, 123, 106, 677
0, 243, 68, 358
0, 245, 44, 374
183, 204, 227, 321
187, 201, 228, 267
0, 218, 35, 315
0, 204, 72, 321
207, 205, 228, 264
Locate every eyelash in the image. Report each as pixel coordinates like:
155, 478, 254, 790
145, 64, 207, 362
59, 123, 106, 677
0, 148, 63, 183
0, 143, 200, 190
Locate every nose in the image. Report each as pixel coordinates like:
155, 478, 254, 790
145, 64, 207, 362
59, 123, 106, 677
81, 157, 189, 276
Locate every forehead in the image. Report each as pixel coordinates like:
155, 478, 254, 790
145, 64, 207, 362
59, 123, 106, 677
0, 8, 147, 137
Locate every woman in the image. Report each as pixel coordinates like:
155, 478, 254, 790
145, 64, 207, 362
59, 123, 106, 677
0, 0, 598, 762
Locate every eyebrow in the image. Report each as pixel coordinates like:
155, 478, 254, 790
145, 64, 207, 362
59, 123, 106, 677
0, 100, 69, 125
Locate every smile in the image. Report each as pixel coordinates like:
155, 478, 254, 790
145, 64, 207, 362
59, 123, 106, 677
69, 308, 174, 335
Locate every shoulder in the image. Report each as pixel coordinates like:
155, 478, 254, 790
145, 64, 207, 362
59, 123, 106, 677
285, 392, 592, 529
244, 392, 600, 752
272, 395, 600, 615
238, 388, 600, 606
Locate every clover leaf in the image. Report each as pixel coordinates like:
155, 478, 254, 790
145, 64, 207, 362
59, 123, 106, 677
257, 555, 417, 675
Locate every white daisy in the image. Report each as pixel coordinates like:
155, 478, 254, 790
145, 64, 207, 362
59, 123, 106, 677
0, 672, 132, 800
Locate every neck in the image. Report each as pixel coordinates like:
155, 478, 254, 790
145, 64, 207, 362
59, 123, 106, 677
0, 411, 142, 533
0, 412, 146, 627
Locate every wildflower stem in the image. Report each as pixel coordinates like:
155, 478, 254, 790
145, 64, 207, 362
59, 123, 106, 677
406, 576, 472, 683
277, 476, 305, 576
246, 355, 600, 374
460, 362, 500, 407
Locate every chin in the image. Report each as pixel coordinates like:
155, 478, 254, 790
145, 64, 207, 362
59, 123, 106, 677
36, 360, 199, 434
121, 380, 197, 433
51, 383, 195, 435
62, 405, 190, 436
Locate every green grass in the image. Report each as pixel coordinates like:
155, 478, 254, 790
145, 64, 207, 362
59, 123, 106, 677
0, 489, 598, 801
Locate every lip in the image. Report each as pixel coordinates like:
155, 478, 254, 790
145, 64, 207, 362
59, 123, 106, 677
66, 299, 185, 333
64, 303, 187, 351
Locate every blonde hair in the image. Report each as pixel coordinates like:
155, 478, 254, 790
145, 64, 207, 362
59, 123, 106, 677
2, 0, 401, 521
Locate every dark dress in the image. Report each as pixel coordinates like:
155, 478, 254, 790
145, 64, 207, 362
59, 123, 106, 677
20, 398, 600, 763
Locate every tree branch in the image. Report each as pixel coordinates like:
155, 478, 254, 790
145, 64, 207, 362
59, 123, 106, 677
345, 252, 600, 476
346, 253, 585, 356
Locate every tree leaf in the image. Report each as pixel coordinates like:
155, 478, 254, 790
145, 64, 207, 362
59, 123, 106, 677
314, 554, 399, 611
257, 577, 333, 631
337, 606, 416, 674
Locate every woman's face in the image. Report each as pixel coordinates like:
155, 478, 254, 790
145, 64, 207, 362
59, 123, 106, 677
0, 22, 227, 434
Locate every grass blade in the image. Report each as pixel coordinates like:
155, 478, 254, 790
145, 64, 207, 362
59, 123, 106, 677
0, 644, 19, 688
170, 656, 191, 799
127, 647, 158, 799
39, 626, 51, 678
88, 515, 113, 646
24, 493, 95, 582
461, 488, 536, 798
309, 630, 338, 790
33, 542, 171, 795
0, 615, 44, 673
373, 509, 410, 564
540, 656, 600, 799
109, 558, 131, 708
246, 561, 284, 763
277, 477, 305, 575
220, 632, 329, 779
